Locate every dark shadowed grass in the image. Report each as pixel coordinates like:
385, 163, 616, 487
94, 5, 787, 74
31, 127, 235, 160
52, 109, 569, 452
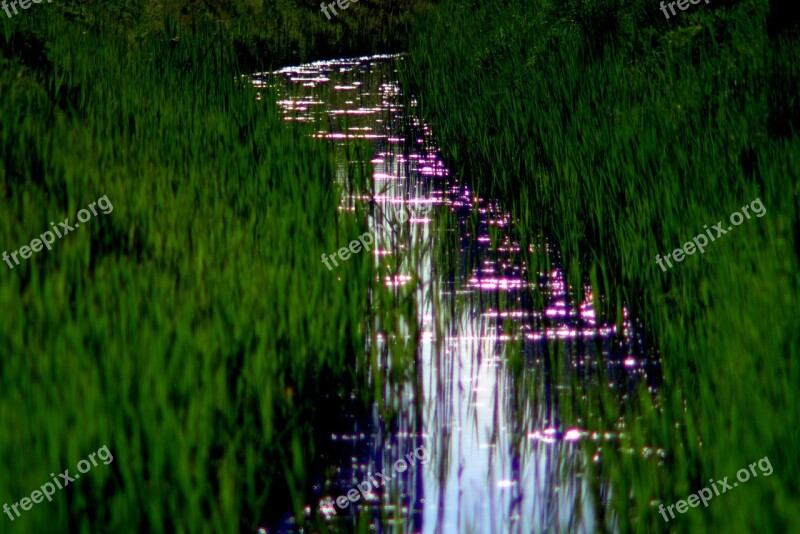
402, 0, 800, 531
44, 0, 438, 71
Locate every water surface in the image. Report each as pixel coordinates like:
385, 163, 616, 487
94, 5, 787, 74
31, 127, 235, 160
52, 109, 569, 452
253, 55, 659, 533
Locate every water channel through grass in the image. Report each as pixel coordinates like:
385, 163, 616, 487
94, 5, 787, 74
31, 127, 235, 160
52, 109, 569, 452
256, 54, 661, 533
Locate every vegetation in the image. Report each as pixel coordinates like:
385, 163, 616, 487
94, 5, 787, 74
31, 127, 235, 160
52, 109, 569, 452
0, 1, 433, 531
3, 0, 798, 531
42, 0, 436, 70
402, 0, 800, 531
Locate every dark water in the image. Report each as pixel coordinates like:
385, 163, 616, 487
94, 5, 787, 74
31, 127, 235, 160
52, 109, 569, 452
252, 55, 660, 533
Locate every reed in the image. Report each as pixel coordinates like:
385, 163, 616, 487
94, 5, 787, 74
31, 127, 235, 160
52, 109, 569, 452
401, 0, 800, 531
0, 3, 412, 531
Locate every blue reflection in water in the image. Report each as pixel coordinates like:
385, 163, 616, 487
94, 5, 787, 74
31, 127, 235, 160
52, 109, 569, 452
254, 55, 660, 534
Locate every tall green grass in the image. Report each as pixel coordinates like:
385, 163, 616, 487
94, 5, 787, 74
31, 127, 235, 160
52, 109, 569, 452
402, 0, 800, 531
0, 7, 389, 532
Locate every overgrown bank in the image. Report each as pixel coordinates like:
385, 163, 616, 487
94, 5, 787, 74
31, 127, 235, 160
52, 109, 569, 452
0, 3, 414, 531
41, 0, 437, 70
402, 0, 800, 531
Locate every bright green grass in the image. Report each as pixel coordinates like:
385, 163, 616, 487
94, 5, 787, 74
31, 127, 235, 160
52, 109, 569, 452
402, 0, 800, 531
0, 8, 391, 532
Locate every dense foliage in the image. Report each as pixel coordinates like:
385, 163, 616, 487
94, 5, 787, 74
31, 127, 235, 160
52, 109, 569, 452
402, 0, 800, 531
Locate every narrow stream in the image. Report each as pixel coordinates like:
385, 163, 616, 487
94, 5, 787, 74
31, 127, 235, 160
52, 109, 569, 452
253, 55, 660, 533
